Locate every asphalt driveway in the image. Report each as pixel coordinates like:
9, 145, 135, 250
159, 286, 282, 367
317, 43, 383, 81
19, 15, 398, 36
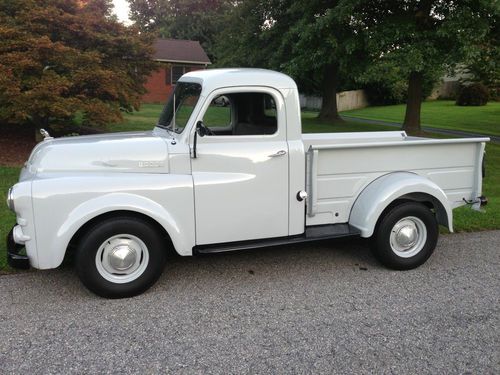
1, 231, 499, 374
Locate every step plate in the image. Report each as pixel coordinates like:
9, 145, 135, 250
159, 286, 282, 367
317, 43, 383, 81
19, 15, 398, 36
194, 224, 361, 254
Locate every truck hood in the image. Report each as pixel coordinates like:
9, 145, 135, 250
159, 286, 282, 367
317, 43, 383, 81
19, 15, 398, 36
26, 131, 169, 174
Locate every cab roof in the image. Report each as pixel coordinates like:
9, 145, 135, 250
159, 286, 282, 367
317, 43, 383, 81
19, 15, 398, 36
180, 68, 297, 93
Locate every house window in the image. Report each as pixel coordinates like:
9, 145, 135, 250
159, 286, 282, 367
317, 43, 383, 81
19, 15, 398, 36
171, 65, 188, 84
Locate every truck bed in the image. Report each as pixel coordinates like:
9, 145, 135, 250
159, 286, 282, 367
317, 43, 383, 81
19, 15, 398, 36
302, 131, 488, 226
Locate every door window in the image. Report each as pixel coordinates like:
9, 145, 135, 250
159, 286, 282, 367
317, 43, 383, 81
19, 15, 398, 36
202, 92, 278, 136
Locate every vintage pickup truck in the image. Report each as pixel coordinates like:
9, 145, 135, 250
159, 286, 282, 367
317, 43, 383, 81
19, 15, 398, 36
7, 69, 489, 298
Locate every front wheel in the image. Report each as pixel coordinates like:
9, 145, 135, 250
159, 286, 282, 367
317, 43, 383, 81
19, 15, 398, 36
75, 216, 167, 298
371, 202, 438, 270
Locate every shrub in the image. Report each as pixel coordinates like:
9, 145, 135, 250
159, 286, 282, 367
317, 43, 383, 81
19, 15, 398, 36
364, 80, 407, 105
456, 83, 489, 106
364, 76, 436, 106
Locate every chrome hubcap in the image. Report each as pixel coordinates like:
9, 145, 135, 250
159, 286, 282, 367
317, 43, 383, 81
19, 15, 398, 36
395, 225, 417, 249
389, 216, 427, 258
109, 245, 137, 271
95, 234, 149, 284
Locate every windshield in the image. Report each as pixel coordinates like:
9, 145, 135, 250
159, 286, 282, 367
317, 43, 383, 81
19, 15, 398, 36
157, 82, 202, 133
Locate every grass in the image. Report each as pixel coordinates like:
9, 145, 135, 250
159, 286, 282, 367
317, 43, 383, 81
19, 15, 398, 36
452, 142, 499, 231
301, 111, 395, 133
0, 167, 20, 271
342, 100, 500, 136
108, 104, 165, 132
1, 103, 498, 271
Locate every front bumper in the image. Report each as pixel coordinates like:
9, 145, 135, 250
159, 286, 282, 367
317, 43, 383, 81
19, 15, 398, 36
6, 226, 30, 269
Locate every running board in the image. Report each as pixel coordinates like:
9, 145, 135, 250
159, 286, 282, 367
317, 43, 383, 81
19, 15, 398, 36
194, 224, 361, 254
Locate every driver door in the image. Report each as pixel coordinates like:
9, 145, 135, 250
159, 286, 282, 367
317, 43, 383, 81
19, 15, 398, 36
191, 88, 289, 245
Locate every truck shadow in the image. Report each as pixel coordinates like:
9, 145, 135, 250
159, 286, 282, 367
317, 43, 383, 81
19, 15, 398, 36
167, 237, 377, 271
153, 237, 380, 291
5, 237, 380, 302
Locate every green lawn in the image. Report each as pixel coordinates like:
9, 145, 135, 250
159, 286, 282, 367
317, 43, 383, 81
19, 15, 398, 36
1, 167, 19, 271
108, 104, 164, 132
1, 104, 498, 271
342, 100, 500, 136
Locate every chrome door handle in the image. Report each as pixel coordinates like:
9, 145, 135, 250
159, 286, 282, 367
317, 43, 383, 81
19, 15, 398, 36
269, 150, 287, 157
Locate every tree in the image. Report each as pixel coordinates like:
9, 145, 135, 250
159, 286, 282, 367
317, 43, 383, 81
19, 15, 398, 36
128, 0, 229, 60
0, 0, 156, 133
461, 9, 499, 98
215, 0, 367, 122
341, 0, 495, 134
281, 1, 368, 121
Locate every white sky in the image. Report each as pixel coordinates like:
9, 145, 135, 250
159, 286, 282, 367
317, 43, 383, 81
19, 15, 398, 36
112, 0, 131, 25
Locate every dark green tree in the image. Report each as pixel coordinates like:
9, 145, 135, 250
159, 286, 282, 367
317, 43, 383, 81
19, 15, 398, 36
128, 0, 229, 60
461, 8, 499, 98
340, 0, 495, 133
215, 0, 367, 122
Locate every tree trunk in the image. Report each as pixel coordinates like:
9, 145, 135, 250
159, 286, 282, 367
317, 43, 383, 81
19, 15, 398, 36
318, 63, 342, 122
403, 71, 423, 135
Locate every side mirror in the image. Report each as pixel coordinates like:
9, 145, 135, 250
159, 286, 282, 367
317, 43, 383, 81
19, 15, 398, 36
192, 121, 204, 159
196, 121, 207, 137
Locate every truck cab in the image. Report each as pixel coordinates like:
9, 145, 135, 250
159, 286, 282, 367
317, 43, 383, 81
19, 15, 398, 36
164, 70, 306, 245
6, 69, 489, 298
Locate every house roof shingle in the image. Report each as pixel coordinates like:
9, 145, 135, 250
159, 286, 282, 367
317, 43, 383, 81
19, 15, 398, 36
152, 39, 211, 65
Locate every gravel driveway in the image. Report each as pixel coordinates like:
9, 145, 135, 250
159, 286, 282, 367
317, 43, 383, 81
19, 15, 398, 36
1, 231, 499, 374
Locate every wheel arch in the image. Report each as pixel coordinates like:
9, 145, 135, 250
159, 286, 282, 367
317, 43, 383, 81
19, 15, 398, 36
349, 172, 453, 237
67, 210, 175, 261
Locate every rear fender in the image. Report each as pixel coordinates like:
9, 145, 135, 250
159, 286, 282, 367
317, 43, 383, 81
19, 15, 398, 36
349, 172, 453, 237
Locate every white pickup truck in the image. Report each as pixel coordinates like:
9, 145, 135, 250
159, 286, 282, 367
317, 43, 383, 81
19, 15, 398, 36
7, 69, 489, 298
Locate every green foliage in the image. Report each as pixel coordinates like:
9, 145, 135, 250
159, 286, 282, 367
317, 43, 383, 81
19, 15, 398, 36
0, 0, 156, 130
215, 0, 365, 90
214, 0, 368, 120
460, 7, 499, 99
364, 74, 437, 106
344, 0, 492, 78
364, 80, 408, 106
456, 83, 490, 106
341, 0, 496, 129
211, 0, 293, 71
129, 0, 229, 60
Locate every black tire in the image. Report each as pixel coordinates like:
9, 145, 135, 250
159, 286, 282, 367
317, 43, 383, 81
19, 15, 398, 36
371, 202, 438, 270
75, 216, 166, 298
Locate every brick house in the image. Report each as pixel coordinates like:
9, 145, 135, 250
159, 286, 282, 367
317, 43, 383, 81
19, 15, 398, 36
142, 39, 211, 103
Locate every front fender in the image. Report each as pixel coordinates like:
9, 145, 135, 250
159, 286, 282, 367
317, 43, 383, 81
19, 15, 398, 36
61, 192, 188, 253
32, 173, 195, 269
349, 172, 453, 237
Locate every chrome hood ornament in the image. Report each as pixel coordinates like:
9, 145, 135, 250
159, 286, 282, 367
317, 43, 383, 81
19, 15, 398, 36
40, 128, 53, 141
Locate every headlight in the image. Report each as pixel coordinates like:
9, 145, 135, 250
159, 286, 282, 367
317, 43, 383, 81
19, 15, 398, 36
7, 186, 15, 212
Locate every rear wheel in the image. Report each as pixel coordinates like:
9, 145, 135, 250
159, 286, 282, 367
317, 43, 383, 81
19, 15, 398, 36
371, 202, 438, 270
76, 216, 166, 298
